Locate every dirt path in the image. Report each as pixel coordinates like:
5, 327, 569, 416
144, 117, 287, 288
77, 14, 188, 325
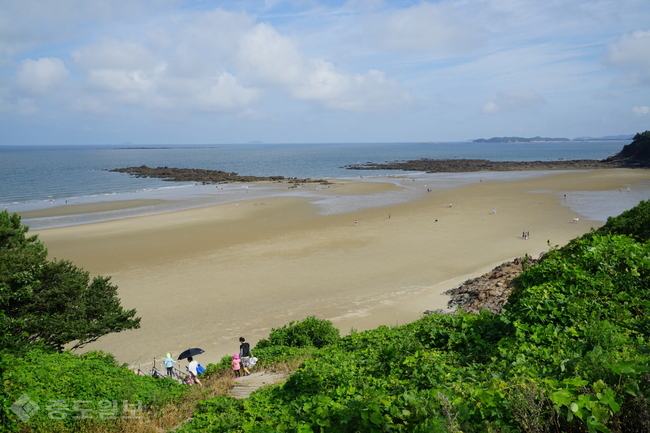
230, 371, 291, 399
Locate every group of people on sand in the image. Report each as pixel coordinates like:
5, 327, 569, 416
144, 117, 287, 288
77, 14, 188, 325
522, 231, 530, 240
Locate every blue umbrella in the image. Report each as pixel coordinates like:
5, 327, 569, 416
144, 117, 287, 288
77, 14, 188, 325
178, 348, 204, 360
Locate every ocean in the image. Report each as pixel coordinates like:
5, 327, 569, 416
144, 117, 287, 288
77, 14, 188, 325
1, 141, 648, 229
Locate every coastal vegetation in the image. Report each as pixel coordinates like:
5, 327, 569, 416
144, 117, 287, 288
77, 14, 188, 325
2, 132, 650, 432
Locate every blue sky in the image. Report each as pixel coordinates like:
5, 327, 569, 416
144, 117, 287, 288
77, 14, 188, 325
1, 0, 649, 144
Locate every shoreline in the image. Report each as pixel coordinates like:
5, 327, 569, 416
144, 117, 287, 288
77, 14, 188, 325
31, 169, 649, 368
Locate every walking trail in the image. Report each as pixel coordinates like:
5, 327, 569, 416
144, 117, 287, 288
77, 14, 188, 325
230, 371, 292, 399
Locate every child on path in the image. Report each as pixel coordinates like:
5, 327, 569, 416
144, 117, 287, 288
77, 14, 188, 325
164, 353, 177, 377
232, 353, 242, 378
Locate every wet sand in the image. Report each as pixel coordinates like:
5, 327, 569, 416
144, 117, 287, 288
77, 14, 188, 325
32, 169, 648, 369
19, 199, 168, 218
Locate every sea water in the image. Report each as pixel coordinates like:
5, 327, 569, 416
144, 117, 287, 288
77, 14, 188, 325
1, 141, 646, 228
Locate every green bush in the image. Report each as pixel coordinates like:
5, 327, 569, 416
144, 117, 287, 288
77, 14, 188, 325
255, 316, 340, 349
594, 199, 650, 242
1, 349, 186, 431
177, 395, 245, 433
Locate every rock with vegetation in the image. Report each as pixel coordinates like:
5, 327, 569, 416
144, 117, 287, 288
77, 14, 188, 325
109, 165, 333, 186
603, 130, 650, 167
445, 255, 540, 314
344, 158, 617, 172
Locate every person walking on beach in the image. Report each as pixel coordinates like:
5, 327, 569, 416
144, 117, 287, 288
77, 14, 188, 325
232, 353, 242, 378
164, 353, 177, 377
187, 357, 203, 387
355, 220, 358, 226
239, 337, 252, 376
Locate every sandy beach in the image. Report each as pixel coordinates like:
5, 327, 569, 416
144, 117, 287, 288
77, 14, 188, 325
30, 168, 648, 369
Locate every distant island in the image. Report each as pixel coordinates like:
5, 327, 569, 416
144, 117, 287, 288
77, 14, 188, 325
473, 134, 634, 143
473, 136, 570, 143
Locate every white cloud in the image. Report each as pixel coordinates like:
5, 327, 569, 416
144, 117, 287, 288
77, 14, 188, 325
481, 101, 499, 114
604, 30, 650, 86
15, 57, 69, 95
295, 66, 414, 111
633, 106, 650, 116
194, 72, 259, 112
365, 2, 484, 53
72, 39, 157, 71
13, 8, 412, 117
481, 91, 546, 114
236, 23, 303, 87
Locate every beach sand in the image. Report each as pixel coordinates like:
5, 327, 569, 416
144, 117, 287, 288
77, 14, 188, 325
31, 169, 648, 369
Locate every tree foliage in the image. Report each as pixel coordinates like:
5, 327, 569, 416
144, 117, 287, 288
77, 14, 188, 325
0, 211, 140, 352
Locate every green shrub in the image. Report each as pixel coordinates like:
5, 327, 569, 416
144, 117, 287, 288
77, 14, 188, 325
1, 349, 185, 431
177, 395, 245, 433
255, 316, 340, 349
595, 199, 650, 242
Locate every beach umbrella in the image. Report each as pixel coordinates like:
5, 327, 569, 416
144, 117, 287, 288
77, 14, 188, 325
178, 348, 204, 360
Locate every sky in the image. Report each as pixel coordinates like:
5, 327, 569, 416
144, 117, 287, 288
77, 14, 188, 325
1, 0, 649, 144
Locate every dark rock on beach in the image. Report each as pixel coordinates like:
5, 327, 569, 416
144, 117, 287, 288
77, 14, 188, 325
345, 158, 619, 173
109, 165, 333, 186
444, 256, 540, 315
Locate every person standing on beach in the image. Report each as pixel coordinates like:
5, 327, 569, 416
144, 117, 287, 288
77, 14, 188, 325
239, 337, 252, 376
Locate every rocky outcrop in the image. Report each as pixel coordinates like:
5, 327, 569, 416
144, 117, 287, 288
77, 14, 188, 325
344, 158, 619, 173
109, 165, 333, 186
603, 131, 650, 168
443, 256, 540, 314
